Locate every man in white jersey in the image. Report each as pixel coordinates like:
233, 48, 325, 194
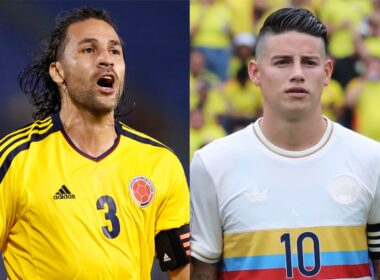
190, 8, 380, 280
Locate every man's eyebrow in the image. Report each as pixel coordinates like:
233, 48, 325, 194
77, 38, 122, 47
301, 55, 320, 60
270, 55, 320, 60
78, 38, 98, 45
272, 55, 291, 59
109, 40, 121, 47
270, 55, 292, 61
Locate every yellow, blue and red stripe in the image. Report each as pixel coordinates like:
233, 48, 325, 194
220, 225, 371, 279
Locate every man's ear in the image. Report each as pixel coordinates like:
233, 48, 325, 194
49, 62, 65, 84
248, 60, 260, 86
323, 58, 334, 86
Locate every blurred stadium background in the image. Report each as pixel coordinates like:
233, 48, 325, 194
190, 0, 380, 162
0, 1, 188, 279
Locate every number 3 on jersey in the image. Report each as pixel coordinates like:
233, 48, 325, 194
280, 232, 321, 278
96, 195, 120, 239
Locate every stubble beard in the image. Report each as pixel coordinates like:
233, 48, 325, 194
64, 78, 124, 116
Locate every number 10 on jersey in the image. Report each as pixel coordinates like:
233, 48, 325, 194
280, 232, 321, 278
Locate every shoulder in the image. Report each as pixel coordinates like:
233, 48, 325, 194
334, 122, 379, 145
118, 121, 171, 150
195, 124, 252, 164
0, 117, 58, 182
117, 121, 181, 163
333, 121, 380, 157
0, 116, 58, 154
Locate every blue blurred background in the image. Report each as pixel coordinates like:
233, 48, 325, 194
0, 1, 188, 279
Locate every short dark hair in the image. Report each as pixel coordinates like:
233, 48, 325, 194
255, 8, 327, 57
19, 7, 122, 120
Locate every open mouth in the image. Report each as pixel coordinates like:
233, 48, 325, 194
97, 75, 115, 89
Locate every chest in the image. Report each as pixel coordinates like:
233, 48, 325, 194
214, 157, 374, 232
10, 146, 162, 265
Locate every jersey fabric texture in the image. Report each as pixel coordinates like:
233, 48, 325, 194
0, 114, 189, 280
191, 118, 380, 280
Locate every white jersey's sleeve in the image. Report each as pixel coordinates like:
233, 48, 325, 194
368, 176, 380, 259
190, 153, 222, 263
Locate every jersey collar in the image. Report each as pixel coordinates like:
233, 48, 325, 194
52, 113, 122, 162
252, 117, 333, 158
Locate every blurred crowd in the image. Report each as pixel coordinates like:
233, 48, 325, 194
190, 0, 380, 160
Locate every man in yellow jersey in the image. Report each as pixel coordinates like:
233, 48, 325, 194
0, 7, 189, 279
345, 55, 380, 141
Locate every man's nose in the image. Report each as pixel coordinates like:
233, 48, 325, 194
97, 50, 114, 68
290, 62, 305, 83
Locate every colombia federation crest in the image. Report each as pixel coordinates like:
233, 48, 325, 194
129, 176, 155, 207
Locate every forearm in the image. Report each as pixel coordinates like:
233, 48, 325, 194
191, 258, 218, 280
169, 264, 190, 280
374, 259, 380, 280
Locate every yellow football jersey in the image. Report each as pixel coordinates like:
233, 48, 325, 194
0, 114, 189, 279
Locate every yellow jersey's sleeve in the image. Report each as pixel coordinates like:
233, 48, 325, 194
0, 174, 11, 250
0, 152, 19, 251
155, 151, 189, 234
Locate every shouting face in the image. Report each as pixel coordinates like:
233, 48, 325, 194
51, 18, 125, 116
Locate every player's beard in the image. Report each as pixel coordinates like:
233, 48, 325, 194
63, 72, 124, 116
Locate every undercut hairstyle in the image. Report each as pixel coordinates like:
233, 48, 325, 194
255, 8, 328, 58
19, 7, 123, 120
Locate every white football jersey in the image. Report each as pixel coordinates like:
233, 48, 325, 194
191, 118, 380, 279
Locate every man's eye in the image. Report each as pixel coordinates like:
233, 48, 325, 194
82, 48, 94, 53
110, 49, 121, 55
274, 60, 289, 65
305, 60, 317, 66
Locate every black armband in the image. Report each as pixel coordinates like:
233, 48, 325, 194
368, 223, 380, 259
155, 224, 190, 271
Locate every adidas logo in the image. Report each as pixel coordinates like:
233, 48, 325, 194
53, 185, 75, 200
163, 253, 171, 262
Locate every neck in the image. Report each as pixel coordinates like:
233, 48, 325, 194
60, 108, 117, 158
260, 111, 326, 151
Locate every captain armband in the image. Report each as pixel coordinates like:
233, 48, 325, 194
155, 224, 190, 271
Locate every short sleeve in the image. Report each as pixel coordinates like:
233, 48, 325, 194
368, 176, 380, 259
190, 153, 222, 263
155, 152, 189, 234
